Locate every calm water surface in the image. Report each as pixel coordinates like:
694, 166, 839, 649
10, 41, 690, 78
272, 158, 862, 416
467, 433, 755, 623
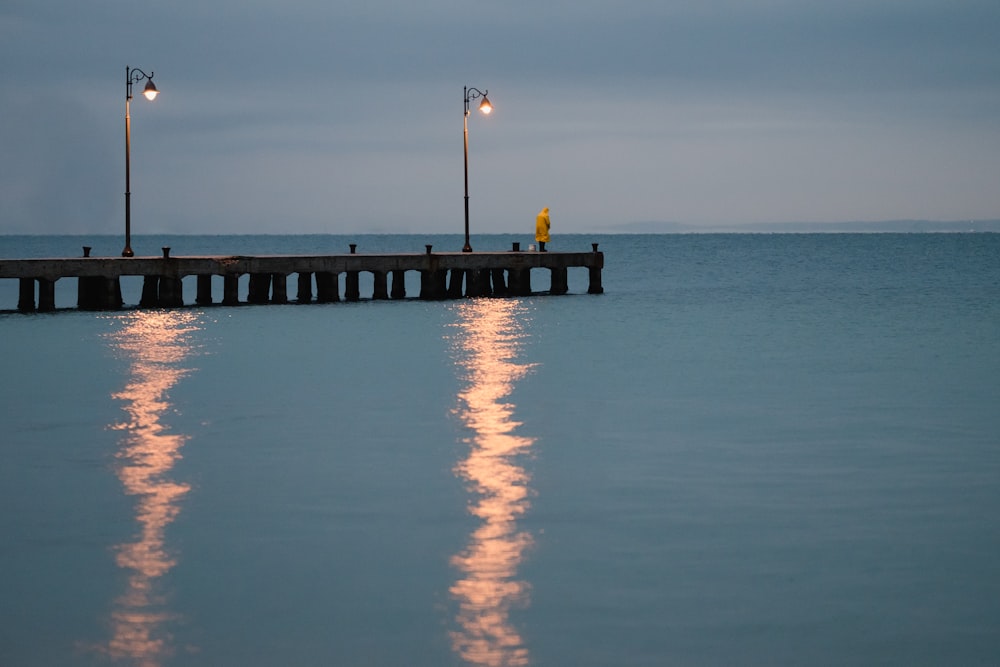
1, 233, 999, 666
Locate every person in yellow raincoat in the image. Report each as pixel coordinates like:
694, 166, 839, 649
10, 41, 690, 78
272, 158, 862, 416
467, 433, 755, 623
535, 207, 551, 252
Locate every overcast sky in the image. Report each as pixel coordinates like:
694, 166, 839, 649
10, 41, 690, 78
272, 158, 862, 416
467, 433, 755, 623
2, 0, 998, 236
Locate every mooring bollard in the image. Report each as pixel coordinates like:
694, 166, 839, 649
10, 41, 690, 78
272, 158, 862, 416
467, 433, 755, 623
82, 246, 91, 258
592, 243, 599, 252
350, 244, 357, 254
512, 242, 520, 252
162, 247, 171, 258
425, 245, 433, 254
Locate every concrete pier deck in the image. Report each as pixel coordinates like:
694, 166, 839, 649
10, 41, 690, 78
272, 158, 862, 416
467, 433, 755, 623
1, 244, 604, 312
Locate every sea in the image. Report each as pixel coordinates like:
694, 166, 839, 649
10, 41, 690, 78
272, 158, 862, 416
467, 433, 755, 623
1, 233, 998, 666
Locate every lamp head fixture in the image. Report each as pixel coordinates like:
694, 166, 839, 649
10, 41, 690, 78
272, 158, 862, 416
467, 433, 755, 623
142, 79, 159, 101
464, 86, 491, 116
126, 66, 159, 102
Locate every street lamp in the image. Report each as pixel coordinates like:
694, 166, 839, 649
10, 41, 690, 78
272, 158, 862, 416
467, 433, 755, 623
123, 66, 159, 257
463, 86, 492, 252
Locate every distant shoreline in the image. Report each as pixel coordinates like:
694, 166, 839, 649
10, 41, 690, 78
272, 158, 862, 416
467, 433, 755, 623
601, 220, 1000, 234
1, 220, 999, 237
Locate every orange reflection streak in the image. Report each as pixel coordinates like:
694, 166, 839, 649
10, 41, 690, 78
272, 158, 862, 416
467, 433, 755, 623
450, 299, 537, 667
103, 310, 201, 667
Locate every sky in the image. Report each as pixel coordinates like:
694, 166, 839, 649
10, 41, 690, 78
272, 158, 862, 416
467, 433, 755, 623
1, 0, 999, 236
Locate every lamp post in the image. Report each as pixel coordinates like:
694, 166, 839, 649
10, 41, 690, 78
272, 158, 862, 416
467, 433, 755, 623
123, 66, 159, 257
463, 86, 492, 252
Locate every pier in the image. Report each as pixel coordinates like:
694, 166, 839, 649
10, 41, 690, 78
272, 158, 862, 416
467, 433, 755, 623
1, 243, 604, 312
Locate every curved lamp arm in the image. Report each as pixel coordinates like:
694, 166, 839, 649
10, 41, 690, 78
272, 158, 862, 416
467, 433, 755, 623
127, 66, 159, 101
464, 86, 492, 115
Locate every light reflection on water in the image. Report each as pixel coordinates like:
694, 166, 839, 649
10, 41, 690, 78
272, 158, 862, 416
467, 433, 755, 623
449, 299, 537, 667
101, 310, 202, 666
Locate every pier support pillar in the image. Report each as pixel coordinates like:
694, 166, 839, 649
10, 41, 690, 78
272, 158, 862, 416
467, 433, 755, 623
447, 269, 465, 299
103, 277, 123, 310
420, 270, 447, 300
390, 270, 406, 299
223, 274, 240, 306
18, 278, 35, 312
372, 271, 388, 300
316, 272, 340, 303
248, 273, 271, 304
79, 277, 122, 310
141, 276, 160, 307
345, 271, 360, 302
588, 266, 604, 294
508, 268, 532, 296
491, 269, 507, 296
507, 269, 520, 296
467, 269, 492, 297
78, 277, 99, 310
296, 273, 312, 303
588, 246, 604, 294
159, 277, 184, 308
38, 279, 55, 312
271, 273, 288, 304
550, 267, 568, 295
196, 275, 214, 305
